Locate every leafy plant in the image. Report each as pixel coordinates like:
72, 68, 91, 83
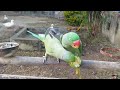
64, 11, 104, 37
64, 11, 88, 26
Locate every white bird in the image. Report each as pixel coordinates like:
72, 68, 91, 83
2, 15, 10, 23
50, 24, 54, 28
4, 15, 8, 20
3, 19, 14, 28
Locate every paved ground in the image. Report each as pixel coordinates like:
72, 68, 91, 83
0, 15, 66, 27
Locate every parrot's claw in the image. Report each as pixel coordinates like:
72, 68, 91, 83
57, 58, 60, 63
43, 56, 47, 64
43, 53, 48, 64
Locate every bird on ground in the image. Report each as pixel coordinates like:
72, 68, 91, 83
4, 15, 8, 20
3, 19, 14, 28
2, 15, 10, 23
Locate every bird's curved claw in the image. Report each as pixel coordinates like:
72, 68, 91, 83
43, 53, 48, 64
57, 58, 60, 63
43, 56, 47, 64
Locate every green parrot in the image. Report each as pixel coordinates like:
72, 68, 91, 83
45, 24, 83, 76
45, 24, 82, 58
27, 26, 82, 78
61, 32, 82, 76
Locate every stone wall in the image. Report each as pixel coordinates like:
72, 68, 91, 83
102, 11, 120, 47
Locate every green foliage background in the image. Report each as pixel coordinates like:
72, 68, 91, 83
64, 11, 103, 37
64, 11, 89, 26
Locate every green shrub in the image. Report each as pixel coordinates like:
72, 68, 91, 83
64, 11, 88, 26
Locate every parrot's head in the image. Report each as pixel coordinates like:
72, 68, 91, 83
62, 32, 81, 48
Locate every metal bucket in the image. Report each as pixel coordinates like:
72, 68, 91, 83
0, 42, 19, 57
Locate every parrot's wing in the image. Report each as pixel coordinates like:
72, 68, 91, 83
45, 27, 63, 42
45, 27, 58, 38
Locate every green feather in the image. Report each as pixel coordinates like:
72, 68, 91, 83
27, 31, 45, 42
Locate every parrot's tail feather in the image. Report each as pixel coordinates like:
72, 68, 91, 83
27, 31, 45, 42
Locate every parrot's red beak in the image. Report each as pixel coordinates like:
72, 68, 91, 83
71, 40, 80, 48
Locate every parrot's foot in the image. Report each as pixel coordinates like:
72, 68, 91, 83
43, 53, 47, 64
75, 68, 82, 79
57, 58, 60, 63
43, 56, 47, 64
